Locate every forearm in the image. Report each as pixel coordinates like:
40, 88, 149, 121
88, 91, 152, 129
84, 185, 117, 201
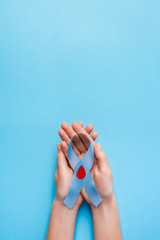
46, 199, 78, 240
91, 194, 122, 240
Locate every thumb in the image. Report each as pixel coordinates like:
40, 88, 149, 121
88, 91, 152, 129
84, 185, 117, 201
57, 144, 69, 172
94, 143, 109, 170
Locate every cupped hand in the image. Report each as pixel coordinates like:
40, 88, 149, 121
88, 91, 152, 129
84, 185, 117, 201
54, 143, 83, 209
58, 121, 114, 207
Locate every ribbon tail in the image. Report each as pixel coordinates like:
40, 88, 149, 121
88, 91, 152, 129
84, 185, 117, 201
63, 173, 84, 210
83, 172, 103, 207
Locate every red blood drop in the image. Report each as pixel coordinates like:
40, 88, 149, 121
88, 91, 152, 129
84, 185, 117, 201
76, 165, 86, 179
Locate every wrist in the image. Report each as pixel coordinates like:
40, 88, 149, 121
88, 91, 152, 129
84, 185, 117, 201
91, 193, 117, 214
52, 197, 79, 216
47, 198, 79, 240
91, 194, 122, 240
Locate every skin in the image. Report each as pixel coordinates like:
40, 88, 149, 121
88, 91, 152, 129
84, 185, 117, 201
46, 121, 122, 240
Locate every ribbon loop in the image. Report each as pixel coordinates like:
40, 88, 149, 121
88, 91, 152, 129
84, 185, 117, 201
63, 132, 103, 210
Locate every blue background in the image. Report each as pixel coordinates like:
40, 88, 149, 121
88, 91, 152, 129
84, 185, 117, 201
0, 1, 160, 239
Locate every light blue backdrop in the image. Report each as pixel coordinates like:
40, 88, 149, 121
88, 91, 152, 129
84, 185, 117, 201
0, 1, 160, 239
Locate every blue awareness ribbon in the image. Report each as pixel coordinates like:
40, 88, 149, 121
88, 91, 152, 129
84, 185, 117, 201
63, 132, 103, 210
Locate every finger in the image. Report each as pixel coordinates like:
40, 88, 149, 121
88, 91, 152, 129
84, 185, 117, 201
58, 128, 70, 145
58, 127, 82, 154
72, 122, 93, 151
78, 122, 98, 142
60, 141, 76, 171
94, 143, 109, 171
90, 131, 98, 141
59, 128, 81, 157
78, 121, 83, 127
57, 144, 68, 172
61, 122, 87, 154
61, 122, 77, 139
58, 127, 78, 151
84, 124, 94, 135
72, 122, 96, 146
78, 122, 97, 141
60, 141, 68, 161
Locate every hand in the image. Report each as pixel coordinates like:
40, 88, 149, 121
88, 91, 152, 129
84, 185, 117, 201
47, 143, 82, 240
47, 121, 122, 240
58, 121, 114, 207
54, 143, 83, 210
